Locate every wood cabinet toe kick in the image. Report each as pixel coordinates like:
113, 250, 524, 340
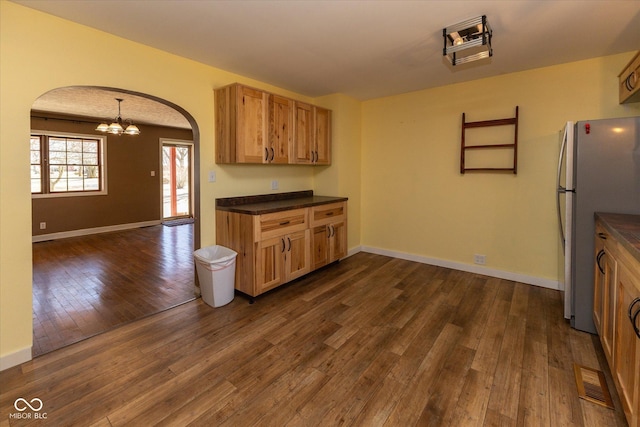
216, 192, 347, 298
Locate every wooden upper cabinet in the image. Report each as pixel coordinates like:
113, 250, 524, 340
269, 94, 293, 164
292, 102, 332, 165
215, 84, 269, 164
238, 86, 269, 163
215, 83, 331, 165
292, 101, 314, 164
314, 106, 331, 165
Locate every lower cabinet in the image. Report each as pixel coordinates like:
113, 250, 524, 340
312, 222, 346, 270
216, 200, 347, 298
613, 261, 640, 427
310, 202, 347, 270
257, 230, 310, 294
593, 224, 617, 365
594, 217, 640, 427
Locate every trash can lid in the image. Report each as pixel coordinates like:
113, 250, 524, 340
194, 245, 237, 264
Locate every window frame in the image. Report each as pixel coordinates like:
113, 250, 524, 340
31, 130, 108, 199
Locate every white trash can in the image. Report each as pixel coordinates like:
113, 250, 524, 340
194, 245, 237, 308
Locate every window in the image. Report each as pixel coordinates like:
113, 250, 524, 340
31, 132, 106, 197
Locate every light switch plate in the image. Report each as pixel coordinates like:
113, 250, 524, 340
271, 180, 279, 190
208, 170, 216, 183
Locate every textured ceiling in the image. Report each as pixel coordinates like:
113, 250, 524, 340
32, 87, 192, 130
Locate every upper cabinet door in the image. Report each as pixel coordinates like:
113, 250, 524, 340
214, 84, 269, 164
237, 86, 269, 163
269, 94, 292, 164
314, 106, 331, 165
292, 101, 314, 164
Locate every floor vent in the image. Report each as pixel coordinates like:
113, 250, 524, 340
573, 363, 614, 409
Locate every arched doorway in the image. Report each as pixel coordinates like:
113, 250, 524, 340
30, 86, 201, 356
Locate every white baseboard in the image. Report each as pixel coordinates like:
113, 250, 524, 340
0, 346, 32, 371
32, 220, 162, 243
360, 246, 561, 291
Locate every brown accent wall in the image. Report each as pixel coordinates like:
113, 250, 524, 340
31, 114, 193, 236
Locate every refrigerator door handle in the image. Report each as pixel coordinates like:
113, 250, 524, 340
556, 125, 568, 250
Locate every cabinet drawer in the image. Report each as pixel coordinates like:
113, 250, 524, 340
311, 202, 346, 226
256, 208, 308, 240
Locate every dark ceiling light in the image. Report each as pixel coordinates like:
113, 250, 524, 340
443, 15, 492, 66
96, 98, 140, 136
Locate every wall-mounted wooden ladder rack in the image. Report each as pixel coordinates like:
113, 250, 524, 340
460, 106, 519, 174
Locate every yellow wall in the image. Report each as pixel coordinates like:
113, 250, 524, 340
0, 2, 361, 366
361, 54, 640, 282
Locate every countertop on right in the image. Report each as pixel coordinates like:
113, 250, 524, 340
595, 212, 640, 263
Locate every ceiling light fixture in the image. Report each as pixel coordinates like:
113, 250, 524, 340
96, 98, 140, 136
443, 15, 492, 66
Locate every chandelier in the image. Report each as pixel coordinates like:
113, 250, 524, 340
96, 98, 140, 136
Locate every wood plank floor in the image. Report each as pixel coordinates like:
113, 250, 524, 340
3, 253, 627, 426
31, 224, 196, 357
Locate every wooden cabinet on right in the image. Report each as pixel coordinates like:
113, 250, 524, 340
615, 261, 640, 427
311, 202, 347, 270
594, 223, 617, 365
593, 215, 640, 427
619, 51, 640, 104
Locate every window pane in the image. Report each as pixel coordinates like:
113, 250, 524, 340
84, 165, 99, 179
83, 140, 98, 153
49, 150, 67, 164
84, 177, 99, 190
67, 152, 83, 165
31, 166, 41, 193
67, 178, 83, 191
67, 140, 82, 152
84, 153, 98, 165
49, 165, 67, 192
49, 138, 66, 152
30, 136, 41, 151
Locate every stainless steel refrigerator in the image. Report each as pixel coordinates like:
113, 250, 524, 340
557, 116, 640, 333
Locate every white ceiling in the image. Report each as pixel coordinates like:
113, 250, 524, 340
15, 0, 640, 126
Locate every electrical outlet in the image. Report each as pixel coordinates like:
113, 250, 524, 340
271, 180, 279, 190
474, 254, 486, 265
39, 222, 46, 230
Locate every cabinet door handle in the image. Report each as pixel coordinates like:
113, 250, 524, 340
270, 147, 275, 161
265, 147, 269, 162
287, 237, 291, 252
629, 297, 640, 320
596, 250, 605, 274
625, 71, 636, 91
630, 298, 640, 339
598, 232, 607, 240
281, 238, 285, 253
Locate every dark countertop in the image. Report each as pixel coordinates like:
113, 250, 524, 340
216, 190, 348, 215
595, 212, 640, 263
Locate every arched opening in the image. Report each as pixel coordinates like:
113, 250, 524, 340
30, 86, 201, 356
